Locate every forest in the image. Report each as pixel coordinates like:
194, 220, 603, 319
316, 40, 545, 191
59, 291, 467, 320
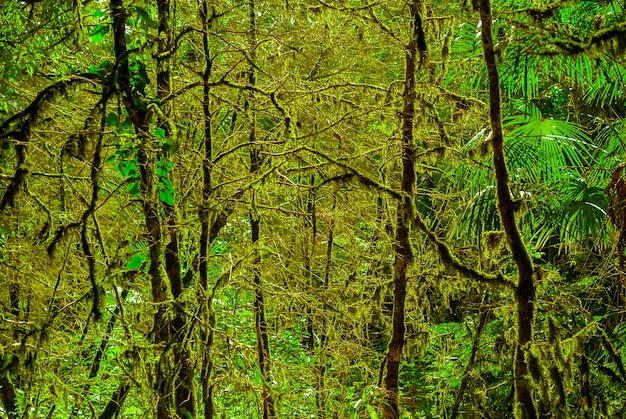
1, 0, 626, 418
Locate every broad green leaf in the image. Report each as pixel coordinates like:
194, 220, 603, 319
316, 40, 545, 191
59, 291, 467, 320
158, 159, 173, 171
136, 6, 160, 29
126, 254, 145, 270
90, 24, 110, 44
127, 181, 141, 196
120, 161, 138, 177
160, 190, 174, 206
129, 60, 150, 95
152, 127, 166, 139
162, 139, 179, 154
159, 178, 174, 190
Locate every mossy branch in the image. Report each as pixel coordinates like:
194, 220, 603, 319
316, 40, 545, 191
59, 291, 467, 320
600, 328, 626, 382
300, 145, 513, 287
0, 74, 100, 211
0, 74, 99, 140
317, 173, 403, 200
412, 211, 514, 287
550, 22, 626, 55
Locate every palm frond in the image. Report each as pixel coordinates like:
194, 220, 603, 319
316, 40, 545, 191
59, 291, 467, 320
560, 174, 609, 248
459, 183, 500, 245
504, 109, 593, 185
583, 58, 626, 108
500, 53, 541, 99
592, 119, 626, 171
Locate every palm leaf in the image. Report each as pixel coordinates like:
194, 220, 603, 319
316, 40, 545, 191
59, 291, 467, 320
504, 108, 592, 185
560, 174, 609, 248
459, 183, 500, 245
592, 120, 626, 176
584, 58, 626, 108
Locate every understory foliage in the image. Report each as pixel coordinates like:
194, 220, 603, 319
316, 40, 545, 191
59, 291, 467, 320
1, 0, 626, 418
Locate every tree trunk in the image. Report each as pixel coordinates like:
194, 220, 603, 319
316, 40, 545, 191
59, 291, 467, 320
199, 1, 215, 418
450, 308, 490, 419
477, 1, 537, 417
155, 0, 196, 416
0, 374, 17, 419
111, 1, 171, 417
249, 0, 276, 416
97, 381, 131, 419
72, 289, 129, 417
382, 1, 422, 417
302, 174, 333, 419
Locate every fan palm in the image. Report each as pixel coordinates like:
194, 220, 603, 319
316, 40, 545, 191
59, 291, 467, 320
455, 105, 611, 254
446, 0, 625, 253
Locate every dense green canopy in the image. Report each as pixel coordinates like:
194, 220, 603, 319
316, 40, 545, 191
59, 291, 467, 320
1, 0, 626, 418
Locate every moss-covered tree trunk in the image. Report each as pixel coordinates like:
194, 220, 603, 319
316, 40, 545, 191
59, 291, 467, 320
382, 1, 421, 417
199, 1, 216, 417
0, 375, 17, 419
111, 0, 191, 416
478, 1, 537, 417
155, 0, 197, 416
249, 0, 276, 416
317, 190, 335, 419
301, 173, 333, 419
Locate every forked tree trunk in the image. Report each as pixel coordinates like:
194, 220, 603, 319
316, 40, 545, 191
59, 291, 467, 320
317, 191, 335, 419
110, 1, 170, 417
302, 174, 333, 419
477, 1, 537, 418
111, 0, 195, 416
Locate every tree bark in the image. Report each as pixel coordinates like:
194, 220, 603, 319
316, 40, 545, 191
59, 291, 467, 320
249, 1, 275, 416
110, 1, 171, 417
97, 381, 131, 419
199, 1, 215, 417
155, 0, 196, 416
382, 1, 422, 417
0, 374, 17, 419
477, 1, 537, 418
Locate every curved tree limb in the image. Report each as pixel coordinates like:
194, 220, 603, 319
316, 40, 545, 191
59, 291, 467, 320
478, 0, 538, 417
